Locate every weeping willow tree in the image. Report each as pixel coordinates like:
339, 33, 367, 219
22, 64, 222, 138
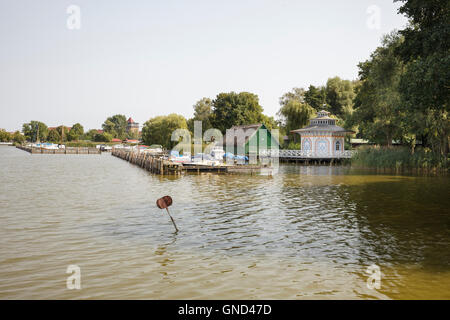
277, 99, 315, 134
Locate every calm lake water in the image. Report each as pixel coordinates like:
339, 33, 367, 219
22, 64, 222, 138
0, 146, 449, 299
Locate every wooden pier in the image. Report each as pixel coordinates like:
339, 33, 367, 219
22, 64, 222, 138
16, 145, 101, 154
259, 149, 353, 165
111, 149, 271, 175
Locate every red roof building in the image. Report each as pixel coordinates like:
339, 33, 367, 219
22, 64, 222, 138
127, 117, 139, 134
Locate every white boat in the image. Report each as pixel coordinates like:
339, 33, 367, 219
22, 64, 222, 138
211, 146, 225, 160
31, 143, 64, 149
169, 150, 191, 163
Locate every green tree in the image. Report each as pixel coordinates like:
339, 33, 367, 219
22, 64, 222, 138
94, 132, 113, 142
47, 129, 61, 143
83, 129, 100, 141
22, 121, 48, 142
127, 129, 140, 140
102, 115, 128, 140
395, 0, 449, 155
211, 92, 264, 133
68, 123, 84, 141
188, 97, 213, 134
260, 114, 278, 131
304, 85, 326, 110
142, 114, 187, 148
325, 77, 356, 119
193, 98, 213, 124
352, 32, 405, 147
12, 131, 25, 144
0, 129, 11, 142
279, 88, 306, 107
277, 100, 315, 133
55, 126, 71, 142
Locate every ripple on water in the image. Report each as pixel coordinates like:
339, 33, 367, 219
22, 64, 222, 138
0, 147, 449, 299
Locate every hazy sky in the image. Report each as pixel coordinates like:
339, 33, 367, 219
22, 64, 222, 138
0, 0, 408, 131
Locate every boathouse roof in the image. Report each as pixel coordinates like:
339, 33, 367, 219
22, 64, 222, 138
224, 123, 279, 148
290, 110, 354, 135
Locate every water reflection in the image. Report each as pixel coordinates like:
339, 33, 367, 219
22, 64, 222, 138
0, 147, 448, 299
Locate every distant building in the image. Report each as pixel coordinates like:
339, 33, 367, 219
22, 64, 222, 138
290, 110, 354, 157
127, 118, 139, 135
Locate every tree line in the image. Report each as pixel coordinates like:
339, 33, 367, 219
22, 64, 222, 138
15, 115, 139, 144
0, 129, 25, 144
143, 1, 449, 156
352, 0, 448, 156
6, 1, 447, 157
141, 92, 278, 149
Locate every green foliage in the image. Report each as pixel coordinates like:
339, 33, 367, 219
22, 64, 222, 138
193, 97, 213, 129
279, 88, 306, 107
68, 123, 84, 141
47, 129, 61, 143
211, 92, 264, 133
94, 132, 113, 142
82, 129, 100, 141
352, 32, 405, 146
127, 129, 140, 140
64, 141, 118, 147
187, 97, 213, 134
352, 146, 448, 171
55, 126, 71, 142
325, 77, 356, 118
22, 121, 48, 142
395, 0, 449, 156
260, 114, 279, 131
142, 114, 188, 148
11, 131, 25, 144
278, 100, 315, 133
278, 80, 356, 139
102, 114, 128, 140
0, 129, 11, 142
283, 141, 301, 150
304, 85, 326, 110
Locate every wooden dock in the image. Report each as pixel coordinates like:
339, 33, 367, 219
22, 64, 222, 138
111, 149, 271, 175
16, 145, 101, 154
259, 149, 353, 165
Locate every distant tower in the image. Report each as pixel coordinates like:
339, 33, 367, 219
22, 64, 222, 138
127, 117, 139, 135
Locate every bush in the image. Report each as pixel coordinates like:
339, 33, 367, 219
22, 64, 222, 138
351, 146, 449, 171
282, 141, 301, 150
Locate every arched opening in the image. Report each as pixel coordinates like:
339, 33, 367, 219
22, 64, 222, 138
335, 140, 341, 151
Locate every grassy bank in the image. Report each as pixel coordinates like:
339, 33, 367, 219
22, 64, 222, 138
351, 146, 449, 172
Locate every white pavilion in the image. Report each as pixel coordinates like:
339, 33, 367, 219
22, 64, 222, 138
290, 110, 354, 158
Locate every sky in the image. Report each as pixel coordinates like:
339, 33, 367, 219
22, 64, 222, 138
0, 0, 409, 132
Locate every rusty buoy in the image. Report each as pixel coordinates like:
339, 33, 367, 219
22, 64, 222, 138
156, 195, 173, 209
156, 196, 178, 232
